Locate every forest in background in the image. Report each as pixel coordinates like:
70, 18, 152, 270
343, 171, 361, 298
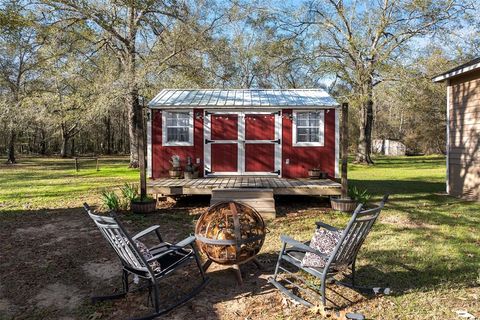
1, 0, 479, 166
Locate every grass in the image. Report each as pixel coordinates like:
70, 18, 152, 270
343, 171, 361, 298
0, 156, 138, 211
266, 155, 480, 319
0, 155, 478, 319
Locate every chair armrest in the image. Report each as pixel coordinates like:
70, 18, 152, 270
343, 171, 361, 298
280, 235, 329, 259
146, 236, 197, 262
174, 235, 196, 248
132, 225, 161, 240
315, 221, 339, 232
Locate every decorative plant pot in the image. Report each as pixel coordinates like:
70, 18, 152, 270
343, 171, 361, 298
192, 171, 199, 179
169, 168, 182, 179
131, 199, 157, 214
308, 169, 321, 179
184, 171, 194, 180
330, 197, 358, 212
318, 171, 328, 179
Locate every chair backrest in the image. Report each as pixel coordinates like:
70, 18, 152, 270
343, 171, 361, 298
83, 203, 149, 273
327, 194, 389, 270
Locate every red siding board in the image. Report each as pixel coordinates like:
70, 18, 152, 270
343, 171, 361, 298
211, 114, 238, 140
245, 114, 275, 140
245, 144, 275, 172
281, 108, 336, 178
152, 108, 337, 179
151, 108, 204, 178
211, 144, 238, 172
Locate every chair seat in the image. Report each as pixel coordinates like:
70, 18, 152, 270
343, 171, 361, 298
285, 248, 347, 276
284, 249, 326, 277
155, 248, 192, 273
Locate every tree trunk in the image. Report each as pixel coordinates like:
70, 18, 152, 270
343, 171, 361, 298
127, 90, 140, 167
125, 35, 140, 167
105, 116, 112, 154
39, 129, 47, 155
60, 136, 69, 158
6, 129, 16, 164
356, 81, 374, 164
70, 138, 75, 157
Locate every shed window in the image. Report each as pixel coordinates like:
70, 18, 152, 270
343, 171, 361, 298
162, 111, 193, 146
293, 111, 324, 146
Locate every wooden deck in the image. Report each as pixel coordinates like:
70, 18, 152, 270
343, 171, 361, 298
148, 177, 341, 196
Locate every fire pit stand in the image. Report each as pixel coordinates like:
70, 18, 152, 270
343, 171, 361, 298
195, 201, 266, 285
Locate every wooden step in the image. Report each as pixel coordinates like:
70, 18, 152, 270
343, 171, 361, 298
210, 188, 276, 219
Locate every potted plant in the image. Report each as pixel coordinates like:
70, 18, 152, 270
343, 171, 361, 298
169, 155, 182, 178
101, 190, 121, 211
192, 164, 199, 178
121, 183, 156, 214
331, 186, 371, 212
184, 157, 194, 179
131, 195, 157, 214
308, 167, 322, 179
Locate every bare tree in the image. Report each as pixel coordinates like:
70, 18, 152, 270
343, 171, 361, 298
291, 0, 473, 163
41, 0, 215, 167
0, 0, 42, 163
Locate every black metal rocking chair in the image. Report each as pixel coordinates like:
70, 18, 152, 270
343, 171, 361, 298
268, 194, 389, 307
84, 203, 209, 320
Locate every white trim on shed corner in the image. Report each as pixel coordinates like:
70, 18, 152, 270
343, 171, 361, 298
432, 62, 480, 82
335, 108, 339, 178
147, 110, 152, 178
446, 80, 451, 194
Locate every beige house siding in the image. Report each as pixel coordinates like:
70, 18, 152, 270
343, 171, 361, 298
447, 71, 480, 200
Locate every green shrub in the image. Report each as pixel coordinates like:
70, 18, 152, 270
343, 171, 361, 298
348, 186, 371, 204
120, 183, 138, 209
101, 190, 121, 211
133, 195, 155, 202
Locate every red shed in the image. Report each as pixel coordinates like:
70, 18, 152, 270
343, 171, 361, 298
147, 89, 340, 180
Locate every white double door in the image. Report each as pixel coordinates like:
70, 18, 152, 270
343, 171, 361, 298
204, 111, 281, 176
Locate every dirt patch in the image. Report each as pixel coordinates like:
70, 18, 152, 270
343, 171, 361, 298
0, 298, 16, 317
16, 219, 85, 236
32, 283, 84, 311
82, 260, 119, 281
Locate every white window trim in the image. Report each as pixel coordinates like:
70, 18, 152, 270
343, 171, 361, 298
161, 110, 194, 146
292, 110, 325, 147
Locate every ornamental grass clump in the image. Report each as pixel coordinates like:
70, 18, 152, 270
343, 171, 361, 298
101, 190, 121, 211
120, 183, 138, 209
348, 186, 371, 205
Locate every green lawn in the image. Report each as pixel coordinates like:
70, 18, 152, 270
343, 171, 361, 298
346, 156, 479, 317
0, 157, 138, 212
267, 155, 480, 318
0, 155, 478, 319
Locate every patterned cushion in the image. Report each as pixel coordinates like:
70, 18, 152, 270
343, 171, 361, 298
301, 228, 342, 268
134, 240, 162, 273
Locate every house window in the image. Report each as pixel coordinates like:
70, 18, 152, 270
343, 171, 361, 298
162, 110, 194, 146
293, 111, 324, 146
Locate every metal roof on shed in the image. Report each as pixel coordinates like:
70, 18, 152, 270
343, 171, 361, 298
148, 89, 339, 108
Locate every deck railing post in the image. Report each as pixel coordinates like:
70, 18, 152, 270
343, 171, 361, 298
138, 96, 147, 199
341, 102, 349, 198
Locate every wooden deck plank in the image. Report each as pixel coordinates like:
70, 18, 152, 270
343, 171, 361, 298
148, 177, 341, 196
